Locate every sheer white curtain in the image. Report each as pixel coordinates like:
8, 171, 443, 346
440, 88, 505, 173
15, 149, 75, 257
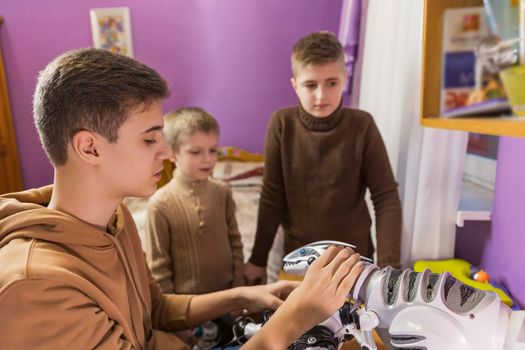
357, 0, 468, 266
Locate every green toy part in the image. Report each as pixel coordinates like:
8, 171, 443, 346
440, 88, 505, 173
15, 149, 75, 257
413, 258, 513, 307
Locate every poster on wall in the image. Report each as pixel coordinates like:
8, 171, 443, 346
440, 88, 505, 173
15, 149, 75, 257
90, 7, 134, 57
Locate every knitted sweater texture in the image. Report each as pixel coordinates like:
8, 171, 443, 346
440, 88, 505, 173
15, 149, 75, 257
249, 103, 402, 267
145, 170, 244, 294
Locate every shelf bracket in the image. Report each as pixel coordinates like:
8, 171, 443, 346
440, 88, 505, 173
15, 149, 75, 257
456, 210, 492, 227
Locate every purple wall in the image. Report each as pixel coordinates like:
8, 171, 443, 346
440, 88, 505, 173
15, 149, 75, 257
0, 0, 342, 189
483, 137, 525, 308
456, 137, 525, 309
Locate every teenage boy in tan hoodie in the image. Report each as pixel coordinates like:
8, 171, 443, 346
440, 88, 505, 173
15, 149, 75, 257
0, 48, 363, 349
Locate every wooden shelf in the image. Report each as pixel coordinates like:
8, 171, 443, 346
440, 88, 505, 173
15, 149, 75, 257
421, 116, 525, 137
420, 0, 525, 138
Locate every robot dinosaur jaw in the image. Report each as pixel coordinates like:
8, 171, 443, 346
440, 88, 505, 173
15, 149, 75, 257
282, 240, 373, 275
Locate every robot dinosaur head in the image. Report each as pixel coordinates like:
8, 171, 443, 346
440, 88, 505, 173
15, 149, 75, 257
282, 240, 373, 275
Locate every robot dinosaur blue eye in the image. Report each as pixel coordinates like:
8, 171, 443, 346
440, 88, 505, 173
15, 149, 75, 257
300, 248, 306, 255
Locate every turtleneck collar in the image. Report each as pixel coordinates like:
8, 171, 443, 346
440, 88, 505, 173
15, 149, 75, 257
298, 99, 344, 132
171, 168, 209, 194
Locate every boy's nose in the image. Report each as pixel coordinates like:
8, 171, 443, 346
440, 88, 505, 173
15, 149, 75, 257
158, 136, 172, 160
315, 86, 324, 99
203, 151, 212, 162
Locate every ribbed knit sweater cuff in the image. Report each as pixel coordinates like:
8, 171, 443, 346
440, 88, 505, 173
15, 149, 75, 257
248, 254, 268, 268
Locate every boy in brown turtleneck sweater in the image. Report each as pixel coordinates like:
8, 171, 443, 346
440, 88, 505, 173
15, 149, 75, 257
244, 31, 402, 285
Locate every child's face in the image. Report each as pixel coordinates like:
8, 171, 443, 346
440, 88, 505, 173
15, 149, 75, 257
97, 101, 171, 198
291, 60, 347, 118
173, 131, 219, 181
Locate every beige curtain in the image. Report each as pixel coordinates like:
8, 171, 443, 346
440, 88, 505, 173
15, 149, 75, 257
357, 0, 468, 266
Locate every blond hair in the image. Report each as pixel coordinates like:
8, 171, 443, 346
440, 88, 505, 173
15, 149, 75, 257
163, 107, 219, 151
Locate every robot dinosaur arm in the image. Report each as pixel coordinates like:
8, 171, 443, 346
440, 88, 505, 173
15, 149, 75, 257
351, 263, 525, 349
283, 241, 525, 350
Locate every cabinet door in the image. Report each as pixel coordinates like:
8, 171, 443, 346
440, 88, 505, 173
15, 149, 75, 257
0, 17, 23, 194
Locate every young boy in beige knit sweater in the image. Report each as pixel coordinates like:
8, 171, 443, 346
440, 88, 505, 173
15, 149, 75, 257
145, 107, 244, 295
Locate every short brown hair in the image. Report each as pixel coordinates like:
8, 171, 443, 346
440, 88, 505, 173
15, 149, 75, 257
163, 107, 220, 151
33, 48, 169, 166
291, 31, 345, 77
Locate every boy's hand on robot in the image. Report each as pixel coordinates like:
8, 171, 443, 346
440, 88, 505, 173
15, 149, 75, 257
284, 244, 365, 329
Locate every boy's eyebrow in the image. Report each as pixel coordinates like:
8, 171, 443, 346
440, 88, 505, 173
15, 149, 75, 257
141, 125, 163, 134
302, 77, 340, 84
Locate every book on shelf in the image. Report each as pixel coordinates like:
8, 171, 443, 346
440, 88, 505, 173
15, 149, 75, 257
441, 6, 509, 118
442, 98, 510, 118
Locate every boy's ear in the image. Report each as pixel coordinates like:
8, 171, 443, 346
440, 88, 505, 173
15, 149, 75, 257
71, 130, 101, 165
290, 77, 297, 91
169, 152, 177, 164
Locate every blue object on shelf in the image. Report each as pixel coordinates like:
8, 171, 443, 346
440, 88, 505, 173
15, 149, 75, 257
444, 51, 476, 88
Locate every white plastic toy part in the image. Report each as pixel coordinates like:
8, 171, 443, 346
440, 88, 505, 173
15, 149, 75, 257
282, 240, 373, 275
282, 240, 525, 350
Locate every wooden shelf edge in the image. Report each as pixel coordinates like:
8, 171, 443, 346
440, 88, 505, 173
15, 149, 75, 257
420, 116, 525, 137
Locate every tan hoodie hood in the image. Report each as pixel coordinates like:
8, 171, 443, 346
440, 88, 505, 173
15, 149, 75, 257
0, 186, 192, 350
0, 185, 121, 249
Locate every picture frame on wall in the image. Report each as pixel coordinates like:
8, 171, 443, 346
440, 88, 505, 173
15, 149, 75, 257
90, 7, 133, 57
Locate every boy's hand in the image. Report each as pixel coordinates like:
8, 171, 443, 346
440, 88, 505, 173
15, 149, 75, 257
243, 262, 267, 285
242, 247, 364, 349
282, 246, 363, 328
238, 280, 299, 313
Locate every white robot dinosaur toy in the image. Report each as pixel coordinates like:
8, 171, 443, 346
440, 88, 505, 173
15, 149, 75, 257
234, 241, 525, 350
